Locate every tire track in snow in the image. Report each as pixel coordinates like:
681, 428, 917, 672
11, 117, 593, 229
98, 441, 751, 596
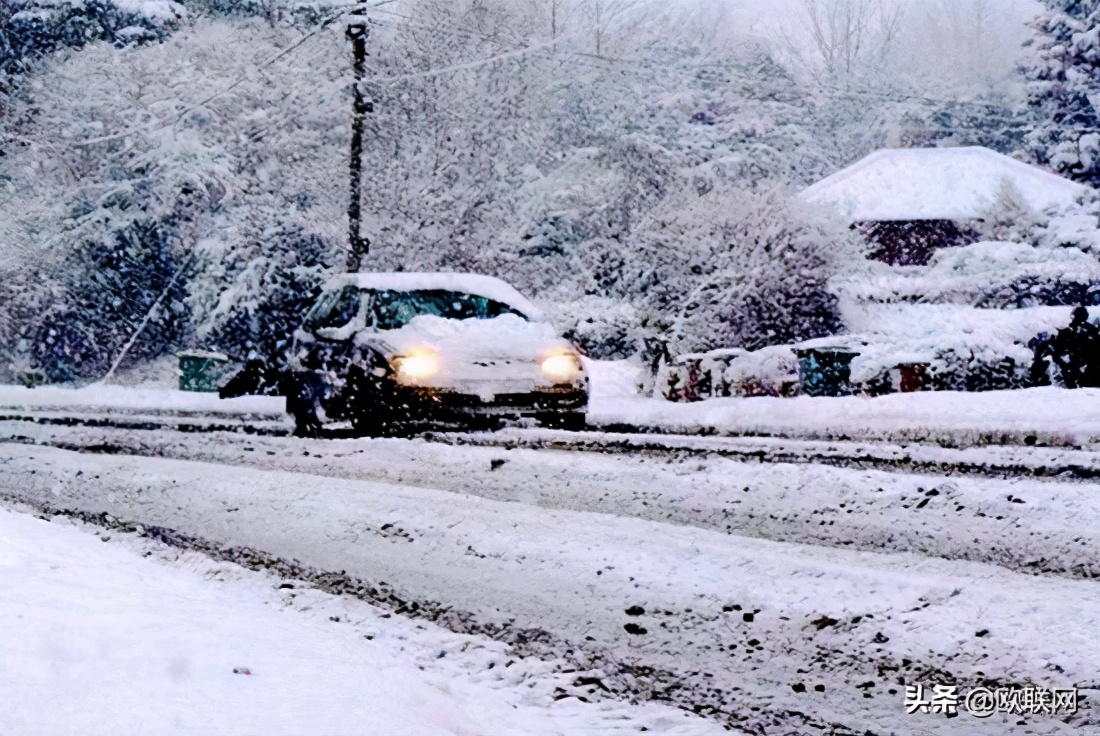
4, 422, 1099, 581
2, 446, 1096, 736
4, 411, 1099, 480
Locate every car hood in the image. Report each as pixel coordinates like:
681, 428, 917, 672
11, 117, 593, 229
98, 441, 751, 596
358, 314, 574, 363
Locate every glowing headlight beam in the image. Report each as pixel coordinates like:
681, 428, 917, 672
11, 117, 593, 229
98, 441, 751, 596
394, 348, 441, 384
540, 353, 581, 384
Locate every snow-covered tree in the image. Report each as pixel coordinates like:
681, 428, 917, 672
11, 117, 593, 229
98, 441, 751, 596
203, 217, 336, 369
619, 185, 862, 354
31, 217, 192, 382
975, 179, 1043, 244
1021, 0, 1100, 188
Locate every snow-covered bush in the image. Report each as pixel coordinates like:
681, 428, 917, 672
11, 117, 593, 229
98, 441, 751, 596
203, 221, 337, 370
723, 345, 799, 397
627, 186, 858, 355
1036, 194, 1100, 256
837, 240, 1100, 307
545, 296, 642, 360
845, 304, 1095, 392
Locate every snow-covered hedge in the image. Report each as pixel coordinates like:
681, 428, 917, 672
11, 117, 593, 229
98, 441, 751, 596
844, 304, 1098, 392
723, 345, 799, 397
837, 241, 1100, 307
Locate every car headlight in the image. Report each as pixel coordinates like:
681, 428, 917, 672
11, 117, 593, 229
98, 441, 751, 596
540, 352, 582, 384
393, 348, 441, 384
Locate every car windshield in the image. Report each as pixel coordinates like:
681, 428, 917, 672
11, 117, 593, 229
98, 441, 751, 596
368, 289, 526, 330
303, 285, 361, 331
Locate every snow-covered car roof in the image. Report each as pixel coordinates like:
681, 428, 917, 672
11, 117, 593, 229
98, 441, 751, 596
324, 272, 542, 320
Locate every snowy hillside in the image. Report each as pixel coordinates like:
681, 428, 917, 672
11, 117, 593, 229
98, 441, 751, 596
4, 0, 1090, 383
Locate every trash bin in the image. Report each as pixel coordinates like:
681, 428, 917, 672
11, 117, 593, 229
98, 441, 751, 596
795, 347, 860, 397
178, 350, 231, 392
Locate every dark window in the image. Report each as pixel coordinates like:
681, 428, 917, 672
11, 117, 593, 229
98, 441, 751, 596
304, 285, 361, 331
485, 298, 525, 319
367, 289, 527, 330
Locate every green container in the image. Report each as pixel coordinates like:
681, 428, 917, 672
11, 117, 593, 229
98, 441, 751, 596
795, 347, 860, 397
178, 350, 231, 393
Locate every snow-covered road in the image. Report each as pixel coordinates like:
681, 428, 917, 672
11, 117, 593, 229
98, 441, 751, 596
6, 423, 1098, 578
2, 436, 1097, 735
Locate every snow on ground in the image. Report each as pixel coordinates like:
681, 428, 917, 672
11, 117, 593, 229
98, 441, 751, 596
3, 443, 1098, 734
2, 357, 1099, 447
589, 385, 1100, 448
0, 384, 285, 419
0, 506, 726, 736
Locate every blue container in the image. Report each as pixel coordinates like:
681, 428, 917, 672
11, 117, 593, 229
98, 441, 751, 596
178, 351, 231, 393
795, 347, 860, 397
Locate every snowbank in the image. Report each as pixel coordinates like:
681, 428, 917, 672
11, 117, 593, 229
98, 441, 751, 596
4, 370, 1099, 448
583, 358, 643, 398
0, 508, 723, 736
0, 385, 285, 418
589, 386, 1100, 448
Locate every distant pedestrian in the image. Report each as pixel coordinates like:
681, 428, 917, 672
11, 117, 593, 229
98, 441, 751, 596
1050, 307, 1100, 388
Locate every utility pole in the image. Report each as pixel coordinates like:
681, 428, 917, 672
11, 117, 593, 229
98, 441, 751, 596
346, 8, 372, 272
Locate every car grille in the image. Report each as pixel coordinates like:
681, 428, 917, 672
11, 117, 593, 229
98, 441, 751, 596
408, 387, 586, 412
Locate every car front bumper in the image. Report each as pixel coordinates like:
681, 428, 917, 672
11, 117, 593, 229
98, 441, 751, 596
400, 385, 588, 417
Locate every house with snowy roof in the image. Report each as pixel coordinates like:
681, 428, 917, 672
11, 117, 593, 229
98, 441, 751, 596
801, 146, 1089, 266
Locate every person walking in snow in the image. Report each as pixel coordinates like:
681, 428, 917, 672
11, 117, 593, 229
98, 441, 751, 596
1051, 306, 1100, 389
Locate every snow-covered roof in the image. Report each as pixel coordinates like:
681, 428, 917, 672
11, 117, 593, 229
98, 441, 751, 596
801, 147, 1089, 222
325, 272, 541, 319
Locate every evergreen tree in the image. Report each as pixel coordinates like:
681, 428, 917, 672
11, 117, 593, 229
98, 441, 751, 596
1021, 0, 1100, 188
32, 218, 192, 382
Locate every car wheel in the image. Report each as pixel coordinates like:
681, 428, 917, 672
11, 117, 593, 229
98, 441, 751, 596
535, 412, 586, 432
292, 409, 323, 438
285, 373, 324, 438
346, 367, 404, 438
350, 408, 388, 438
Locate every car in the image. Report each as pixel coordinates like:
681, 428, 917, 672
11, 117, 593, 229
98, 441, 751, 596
284, 272, 589, 436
